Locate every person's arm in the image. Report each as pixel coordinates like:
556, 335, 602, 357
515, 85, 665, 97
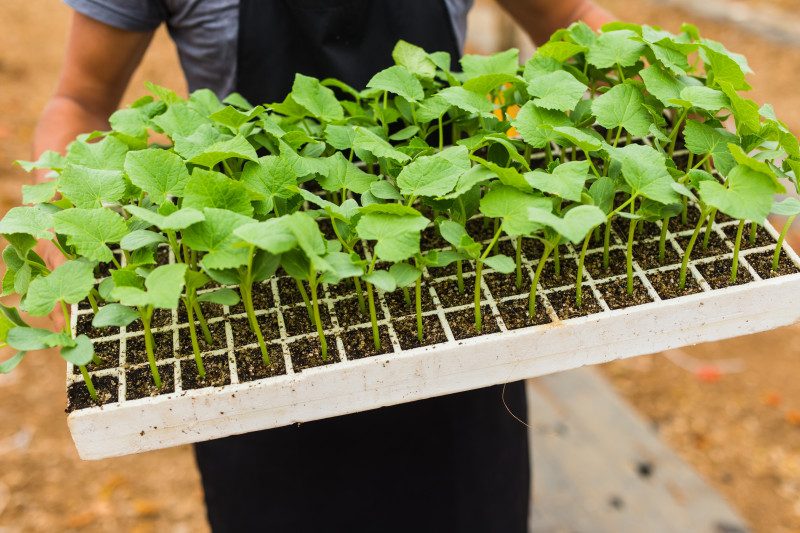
494, 0, 614, 45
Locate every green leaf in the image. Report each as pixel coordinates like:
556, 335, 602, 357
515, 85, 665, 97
460, 49, 519, 78
186, 134, 258, 168
151, 102, 209, 138
717, 81, 760, 136
397, 146, 470, 198
319, 152, 377, 194
588, 177, 616, 214
285, 211, 327, 261
7, 327, 58, 351
479, 185, 550, 236
240, 156, 297, 212
209, 105, 265, 130
197, 288, 241, 306
356, 213, 429, 262
112, 263, 188, 309
389, 125, 421, 141
173, 124, 230, 161
363, 270, 397, 293
124, 205, 205, 231
367, 65, 424, 102
319, 252, 364, 285
234, 218, 298, 254
58, 164, 126, 208
682, 120, 738, 175
59, 335, 94, 366
183, 168, 254, 216
484, 255, 515, 274
512, 102, 571, 149
591, 83, 652, 137
699, 165, 775, 223
522, 56, 562, 82
436, 86, 494, 113
525, 160, 590, 202
389, 263, 421, 287
0, 352, 25, 374
15, 151, 67, 173
92, 304, 140, 327
120, 230, 167, 251
52, 208, 128, 262
24, 260, 95, 316
359, 203, 420, 217
527, 71, 587, 112
703, 45, 751, 91
438, 220, 481, 258
609, 144, 680, 204
670, 86, 728, 112
526, 205, 606, 243
462, 74, 520, 96
440, 165, 496, 200
536, 41, 587, 63
474, 159, 531, 193
586, 30, 646, 69
728, 143, 784, 193
0, 207, 53, 240
182, 208, 253, 270
393, 40, 437, 78
772, 197, 800, 217
292, 73, 344, 121
325, 125, 357, 151
124, 149, 189, 204
549, 126, 604, 152
21, 181, 58, 205
639, 65, 686, 108
353, 128, 411, 163
66, 136, 128, 171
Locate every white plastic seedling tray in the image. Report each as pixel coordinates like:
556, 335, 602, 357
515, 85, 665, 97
66, 210, 800, 460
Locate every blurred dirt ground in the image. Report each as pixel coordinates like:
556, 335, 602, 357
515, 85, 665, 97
1, 1, 799, 532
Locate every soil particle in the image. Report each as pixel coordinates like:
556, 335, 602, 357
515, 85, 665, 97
180, 355, 231, 390
539, 256, 580, 290
382, 285, 435, 317
126, 364, 175, 400
431, 279, 476, 307
228, 315, 280, 346
584, 249, 628, 280
632, 238, 681, 270
332, 297, 371, 328
393, 315, 447, 349
595, 277, 654, 310
76, 312, 120, 338
177, 300, 225, 323
126, 331, 174, 365
668, 205, 704, 233
485, 271, 532, 299
547, 287, 602, 320
72, 339, 120, 375
696, 260, 753, 289
127, 308, 173, 332
341, 326, 392, 359
282, 305, 332, 337
445, 305, 499, 340
720, 223, 776, 250
234, 346, 287, 382
176, 320, 228, 357
67, 375, 119, 412
647, 269, 703, 300
675, 231, 729, 259
288, 335, 340, 372
742, 249, 800, 279
226, 282, 274, 316
497, 297, 551, 330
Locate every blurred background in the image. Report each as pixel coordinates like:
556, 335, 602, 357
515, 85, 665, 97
1, 0, 799, 531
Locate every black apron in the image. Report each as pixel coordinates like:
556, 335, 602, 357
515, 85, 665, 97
195, 2, 530, 531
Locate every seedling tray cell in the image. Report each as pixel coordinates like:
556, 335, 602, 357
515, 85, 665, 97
67, 218, 800, 459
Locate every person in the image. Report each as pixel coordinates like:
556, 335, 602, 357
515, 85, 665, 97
35, 1, 613, 531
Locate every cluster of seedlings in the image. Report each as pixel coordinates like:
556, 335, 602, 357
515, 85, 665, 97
0, 22, 799, 408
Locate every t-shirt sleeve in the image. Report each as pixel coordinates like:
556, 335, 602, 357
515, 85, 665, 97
63, 0, 166, 32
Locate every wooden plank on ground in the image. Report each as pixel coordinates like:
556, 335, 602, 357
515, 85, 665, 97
527, 367, 751, 533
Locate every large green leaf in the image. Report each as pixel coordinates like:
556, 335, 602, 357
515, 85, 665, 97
52, 208, 128, 262
112, 263, 188, 309
60, 335, 95, 366
152, 102, 209, 138
527, 71, 587, 112
240, 156, 297, 213
699, 165, 775, 223
703, 45, 751, 91
285, 211, 327, 261
183, 168, 254, 216
124, 205, 205, 231
66, 136, 128, 171
173, 124, 231, 161
0, 207, 53, 240
682, 120, 738, 176
291, 73, 344, 121
639, 65, 686, 108
367, 65, 424, 102
186, 134, 258, 168
669, 86, 728, 112
728, 144, 784, 193
461, 74, 520, 96
92, 304, 140, 328
460, 49, 519, 78
591, 83, 652, 137
397, 146, 470, 198
356, 213, 429, 262
586, 30, 646, 69
25, 260, 95, 316
353, 128, 411, 163
392, 40, 437, 79
181, 208, 252, 270
58, 164, 126, 209
234, 218, 298, 255
319, 152, 377, 194
526, 205, 606, 243
609, 144, 680, 204
525, 160, 590, 202
436, 86, 494, 113
479, 185, 550, 236
512, 102, 571, 148
124, 149, 189, 204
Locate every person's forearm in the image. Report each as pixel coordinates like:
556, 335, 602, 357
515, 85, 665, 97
496, 0, 614, 45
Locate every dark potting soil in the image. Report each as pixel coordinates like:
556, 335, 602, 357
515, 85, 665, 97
282, 305, 332, 337
126, 309, 173, 333
720, 224, 775, 250
276, 277, 312, 307
177, 300, 225, 323
539, 257, 580, 290
341, 325, 393, 359
432, 279, 477, 308
326, 275, 360, 299
445, 305, 499, 340
647, 268, 703, 300
126, 330, 174, 365
234, 346, 287, 383
671, 152, 691, 171
465, 217, 498, 242
228, 315, 280, 346
156, 246, 171, 266
668, 206, 704, 233
584, 249, 628, 279
288, 335, 340, 372
743, 249, 800, 279
332, 297, 371, 328
611, 217, 661, 241
497, 297, 551, 330
420, 225, 449, 250
67, 375, 118, 412
520, 238, 545, 261
76, 313, 120, 338
72, 339, 120, 375
382, 286, 435, 317
226, 282, 274, 316
393, 315, 447, 349
177, 319, 228, 357
696, 261, 753, 290
632, 238, 681, 270
485, 271, 532, 299
180, 354, 231, 390
675, 231, 729, 260
434, 257, 475, 277
126, 364, 175, 401
547, 287, 602, 320
495, 239, 517, 258
595, 277, 653, 310
94, 258, 115, 279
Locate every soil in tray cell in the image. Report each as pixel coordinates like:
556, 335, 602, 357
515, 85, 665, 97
445, 305, 500, 340
393, 315, 447, 349
180, 354, 231, 390
326, 275, 361, 299
539, 256, 579, 290
420, 225, 448, 250
595, 277, 654, 310
696, 260, 753, 289
226, 282, 275, 316
126, 364, 175, 400
127, 308, 173, 332
611, 217, 661, 240
431, 257, 475, 278
177, 300, 225, 324
177, 319, 228, 357
431, 279, 477, 308
485, 271, 532, 299
646, 268, 703, 300
76, 312, 120, 338
465, 217, 498, 242
341, 325, 393, 359
126, 330, 175, 365
73, 339, 120, 375
228, 314, 280, 347
720, 224, 776, 250
631, 239, 681, 271
333, 297, 371, 328
668, 206, 704, 233
288, 335, 340, 372
382, 286, 436, 318
547, 287, 602, 320
497, 297, 551, 330
675, 231, 729, 260
584, 249, 628, 280
67, 375, 118, 412
275, 277, 312, 307
520, 238, 546, 262
234, 346, 286, 382
282, 305, 332, 337
743, 249, 800, 279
